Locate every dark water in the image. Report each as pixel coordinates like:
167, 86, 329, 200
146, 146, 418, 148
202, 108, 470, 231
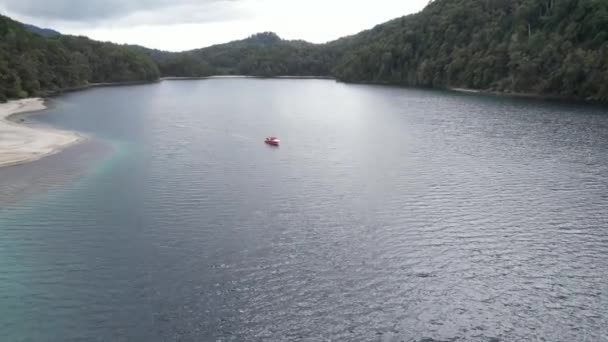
1, 79, 608, 342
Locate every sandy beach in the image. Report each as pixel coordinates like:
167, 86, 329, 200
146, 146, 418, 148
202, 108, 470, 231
0, 98, 82, 168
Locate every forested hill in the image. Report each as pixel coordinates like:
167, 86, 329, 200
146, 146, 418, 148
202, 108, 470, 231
23, 24, 60, 37
142, 32, 337, 78
140, 0, 608, 102
3, 0, 608, 103
0, 15, 160, 101
332, 0, 608, 102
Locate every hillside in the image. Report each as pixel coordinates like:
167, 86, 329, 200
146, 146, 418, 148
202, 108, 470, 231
332, 0, 608, 102
23, 23, 60, 37
139, 0, 608, 102
3, 0, 608, 103
0, 15, 160, 101
138, 32, 337, 78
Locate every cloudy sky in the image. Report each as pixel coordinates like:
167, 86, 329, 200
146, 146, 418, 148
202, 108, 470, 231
0, 0, 429, 51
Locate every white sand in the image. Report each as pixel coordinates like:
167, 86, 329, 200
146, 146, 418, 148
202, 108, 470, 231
0, 98, 82, 168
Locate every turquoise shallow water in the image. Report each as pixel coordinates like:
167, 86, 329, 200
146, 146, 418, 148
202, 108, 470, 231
1, 79, 608, 341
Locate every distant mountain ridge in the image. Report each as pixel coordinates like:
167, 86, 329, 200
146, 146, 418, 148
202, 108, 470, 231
135, 0, 608, 102
23, 23, 60, 37
157, 32, 335, 77
3, 0, 608, 103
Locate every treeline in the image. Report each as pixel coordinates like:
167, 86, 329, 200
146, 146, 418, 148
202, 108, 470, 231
0, 15, 159, 102
332, 0, 608, 102
141, 0, 608, 102
142, 33, 336, 77
3, 0, 608, 103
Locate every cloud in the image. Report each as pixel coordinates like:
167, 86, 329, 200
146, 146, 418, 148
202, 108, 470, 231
0, 0, 429, 51
0, 0, 246, 25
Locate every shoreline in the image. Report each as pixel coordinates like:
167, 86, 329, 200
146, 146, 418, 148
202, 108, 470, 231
0, 98, 83, 168
337, 78, 605, 104
447, 87, 550, 100
446, 86, 605, 104
161, 75, 335, 81
46, 80, 161, 96
0, 78, 601, 170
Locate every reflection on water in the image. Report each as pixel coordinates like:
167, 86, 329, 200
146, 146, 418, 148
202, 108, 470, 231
1, 80, 608, 341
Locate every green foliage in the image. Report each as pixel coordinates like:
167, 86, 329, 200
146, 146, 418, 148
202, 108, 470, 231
3, 0, 608, 103
332, 0, 608, 102
157, 52, 214, 77
141, 32, 333, 77
0, 15, 160, 100
140, 0, 608, 102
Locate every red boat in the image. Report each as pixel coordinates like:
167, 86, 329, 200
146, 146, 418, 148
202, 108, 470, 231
265, 136, 280, 146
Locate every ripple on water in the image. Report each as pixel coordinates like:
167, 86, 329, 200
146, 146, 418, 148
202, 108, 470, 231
1, 80, 608, 341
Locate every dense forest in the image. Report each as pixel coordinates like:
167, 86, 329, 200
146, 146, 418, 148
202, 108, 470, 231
2, 0, 608, 102
137, 32, 337, 77
0, 15, 159, 101
332, 0, 608, 102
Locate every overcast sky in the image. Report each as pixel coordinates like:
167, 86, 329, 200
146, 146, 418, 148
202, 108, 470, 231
0, 0, 429, 51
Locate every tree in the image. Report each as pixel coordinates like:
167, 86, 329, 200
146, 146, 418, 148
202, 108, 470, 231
0, 14, 160, 100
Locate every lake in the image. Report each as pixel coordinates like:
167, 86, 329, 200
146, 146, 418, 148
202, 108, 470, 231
1, 79, 607, 341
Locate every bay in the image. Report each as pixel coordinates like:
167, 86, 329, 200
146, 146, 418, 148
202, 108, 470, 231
1, 79, 607, 341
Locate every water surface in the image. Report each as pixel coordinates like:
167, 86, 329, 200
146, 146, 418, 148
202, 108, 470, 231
1, 79, 608, 341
